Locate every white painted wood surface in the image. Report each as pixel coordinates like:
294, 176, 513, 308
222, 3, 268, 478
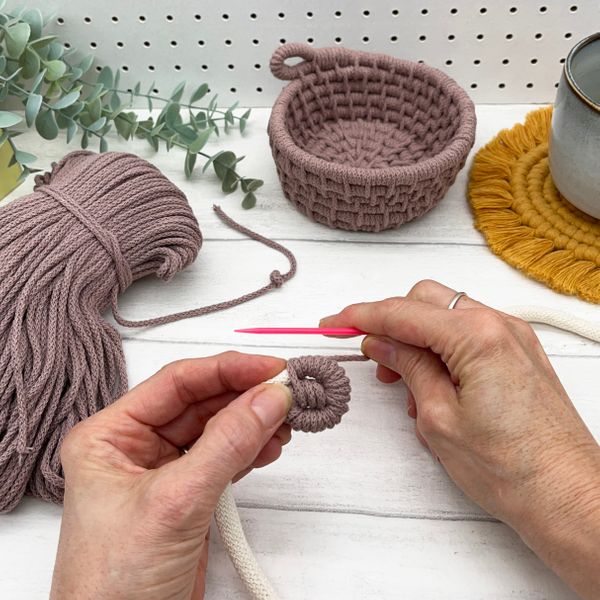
1, 105, 597, 599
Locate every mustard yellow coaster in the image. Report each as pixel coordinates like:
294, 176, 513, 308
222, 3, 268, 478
468, 106, 600, 304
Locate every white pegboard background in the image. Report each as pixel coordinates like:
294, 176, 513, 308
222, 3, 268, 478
10, 0, 600, 106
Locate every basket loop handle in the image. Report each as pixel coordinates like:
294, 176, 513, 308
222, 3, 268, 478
270, 42, 316, 80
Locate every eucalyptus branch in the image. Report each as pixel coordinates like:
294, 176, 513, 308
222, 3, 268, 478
86, 83, 245, 121
0, 5, 260, 207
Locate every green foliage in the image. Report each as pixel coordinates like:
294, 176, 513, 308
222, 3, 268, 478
0, 6, 257, 206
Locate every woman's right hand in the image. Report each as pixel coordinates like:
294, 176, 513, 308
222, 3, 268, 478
321, 280, 600, 600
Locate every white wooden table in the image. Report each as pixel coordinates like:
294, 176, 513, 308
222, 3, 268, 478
1, 105, 597, 599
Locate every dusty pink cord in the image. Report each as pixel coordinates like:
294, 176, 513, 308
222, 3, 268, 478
0, 150, 302, 512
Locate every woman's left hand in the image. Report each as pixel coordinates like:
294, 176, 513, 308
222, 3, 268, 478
50, 351, 292, 600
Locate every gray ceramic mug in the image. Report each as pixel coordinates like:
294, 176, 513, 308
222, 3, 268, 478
549, 32, 600, 218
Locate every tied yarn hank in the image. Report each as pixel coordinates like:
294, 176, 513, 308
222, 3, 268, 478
0, 150, 297, 513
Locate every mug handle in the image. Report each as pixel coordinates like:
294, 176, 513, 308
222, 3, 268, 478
270, 42, 316, 80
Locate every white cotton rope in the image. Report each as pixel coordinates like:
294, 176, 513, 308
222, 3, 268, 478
213, 370, 290, 600
504, 306, 600, 342
215, 484, 281, 600
214, 306, 600, 600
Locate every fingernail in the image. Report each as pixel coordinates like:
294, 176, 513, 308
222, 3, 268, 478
319, 314, 337, 327
251, 384, 293, 428
361, 336, 394, 364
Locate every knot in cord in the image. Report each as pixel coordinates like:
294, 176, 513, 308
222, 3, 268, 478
269, 269, 284, 287
285, 355, 352, 433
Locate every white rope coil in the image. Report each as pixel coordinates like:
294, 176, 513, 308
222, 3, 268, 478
215, 305, 600, 600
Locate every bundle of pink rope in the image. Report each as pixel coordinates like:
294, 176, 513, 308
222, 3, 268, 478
0, 151, 204, 511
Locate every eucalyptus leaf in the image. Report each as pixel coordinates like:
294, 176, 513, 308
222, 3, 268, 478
99, 137, 108, 153
20, 48, 41, 79
114, 113, 136, 139
208, 118, 219, 136
3, 65, 22, 81
0, 111, 23, 128
190, 83, 209, 103
87, 97, 102, 121
242, 192, 257, 209
97, 66, 114, 89
194, 111, 207, 127
25, 93, 42, 126
87, 83, 105, 101
239, 118, 247, 134
189, 127, 213, 153
87, 116, 107, 132
114, 116, 132, 139
170, 81, 185, 102
46, 41, 64, 61
246, 178, 263, 192
29, 35, 57, 49
212, 151, 236, 180
147, 132, 159, 151
69, 67, 83, 80
208, 95, 218, 113
202, 149, 224, 173
45, 59, 67, 81
16, 166, 30, 184
110, 92, 121, 112
78, 55, 94, 74
51, 88, 80, 109
55, 112, 69, 128
46, 80, 62, 98
0, 56, 6, 73
35, 109, 59, 139
184, 151, 196, 178
14, 150, 36, 164
166, 134, 177, 151
66, 119, 77, 143
30, 68, 46, 93
81, 131, 88, 149
151, 122, 165, 136
21, 8, 43, 39
5, 22, 30, 59
61, 101, 84, 118
173, 123, 196, 143
221, 169, 238, 193
164, 102, 181, 128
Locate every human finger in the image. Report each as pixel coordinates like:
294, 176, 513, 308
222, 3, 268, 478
376, 363, 402, 383
115, 352, 287, 428
406, 279, 487, 310
164, 383, 292, 509
320, 297, 470, 362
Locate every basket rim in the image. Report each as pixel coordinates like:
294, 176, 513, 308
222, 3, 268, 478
268, 50, 476, 185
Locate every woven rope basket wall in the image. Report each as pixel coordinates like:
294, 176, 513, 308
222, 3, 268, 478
268, 43, 477, 232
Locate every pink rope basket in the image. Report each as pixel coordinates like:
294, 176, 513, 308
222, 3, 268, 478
268, 43, 477, 232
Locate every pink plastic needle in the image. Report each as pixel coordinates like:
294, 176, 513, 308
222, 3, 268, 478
234, 327, 365, 335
